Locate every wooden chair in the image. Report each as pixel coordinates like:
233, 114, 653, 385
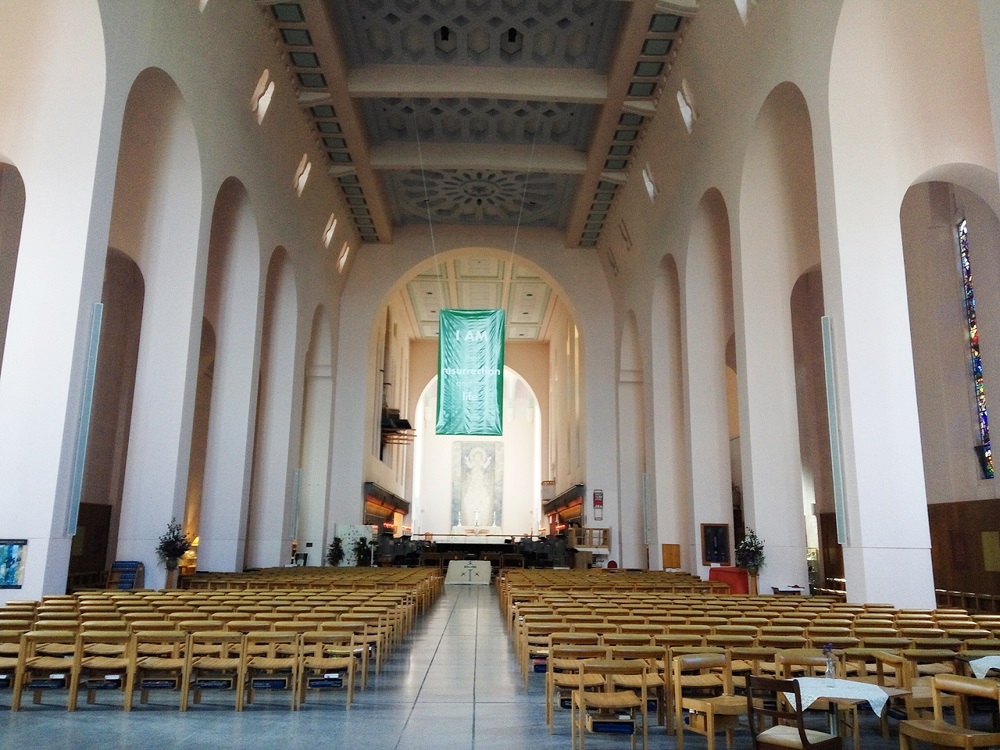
672, 651, 744, 750
876, 649, 963, 726
186, 630, 246, 710
69, 629, 135, 710
571, 658, 648, 750
131, 629, 190, 710
318, 621, 370, 688
899, 674, 1000, 750
745, 675, 842, 750
608, 644, 668, 726
243, 631, 300, 710
10, 630, 79, 711
298, 630, 356, 709
545, 643, 607, 732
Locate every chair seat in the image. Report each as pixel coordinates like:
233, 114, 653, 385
553, 672, 605, 688
302, 656, 354, 669
246, 656, 295, 670
26, 656, 74, 670
687, 693, 745, 715
900, 719, 1000, 746
758, 724, 839, 748
135, 656, 185, 670
80, 656, 128, 669
612, 673, 664, 689
683, 674, 723, 688
583, 691, 644, 711
191, 657, 240, 670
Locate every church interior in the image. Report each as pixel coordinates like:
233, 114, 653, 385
3, 0, 1000, 745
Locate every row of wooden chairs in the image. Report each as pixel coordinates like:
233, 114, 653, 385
544, 636, 1000, 750
5, 628, 360, 712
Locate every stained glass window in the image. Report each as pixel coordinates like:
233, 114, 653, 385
958, 218, 994, 478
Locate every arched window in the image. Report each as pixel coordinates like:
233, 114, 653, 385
250, 69, 275, 124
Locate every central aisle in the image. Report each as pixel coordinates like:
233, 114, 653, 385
365, 582, 549, 750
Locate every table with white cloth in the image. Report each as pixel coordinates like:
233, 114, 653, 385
786, 677, 904, 745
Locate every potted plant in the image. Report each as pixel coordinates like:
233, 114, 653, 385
735, 527, 765, 595
735, 528, 765, 574
326, 537, 345, 567
156, 518, 192, 570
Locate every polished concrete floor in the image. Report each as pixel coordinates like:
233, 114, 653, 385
0, 585, 925, 750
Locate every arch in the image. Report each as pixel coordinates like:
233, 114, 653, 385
901, 179, 1000, 505
110, 66, 204, 588
823, 0, 992, 606
737, 81, 818, 591
360, 244, 580, 510
617, 311, 647, 568
411, 365, 542, 536
0, 163, 25, 374
649, 251, 689, 570
246, 246, 300, 569
329, 227, 616, 558
78, 247, 144, 574
197, 177, 264, 572
900, 179, 1000, 596
299, 305, 335, 564
682, 187, 736, 577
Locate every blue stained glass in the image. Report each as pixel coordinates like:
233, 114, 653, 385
958, 219, 994, 478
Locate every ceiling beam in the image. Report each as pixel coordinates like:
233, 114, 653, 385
370, 142, 588, 174
564, 0, 659, 246
298, 0, 394, 243
349, 65, 607, 104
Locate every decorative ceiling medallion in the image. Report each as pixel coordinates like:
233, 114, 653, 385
390, 169, 569, 226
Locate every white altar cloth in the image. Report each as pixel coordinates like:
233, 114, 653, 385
444, 559, 491, 585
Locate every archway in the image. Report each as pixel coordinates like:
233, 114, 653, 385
682, 188, 736, 576
411, 366, 542, 537
901, 176, 1000, 596
737, 81, 819, 591
246, 247, 299, 569
105, 67, 203, 587
198, 177, 263, 572
617, 313, 647, 568
356, 246, 581, 550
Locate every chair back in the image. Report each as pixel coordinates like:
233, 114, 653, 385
745, 675, 842, 750
931, 673, 1000, 724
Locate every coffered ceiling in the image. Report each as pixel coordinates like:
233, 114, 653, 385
260, 0, 695, 338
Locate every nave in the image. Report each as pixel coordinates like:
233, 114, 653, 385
2, 585, 912, 750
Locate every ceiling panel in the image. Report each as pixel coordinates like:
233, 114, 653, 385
457, 281, 502, 309
407, 279, 450, 324
325, 0, 625, 70
508, 281, 550, 326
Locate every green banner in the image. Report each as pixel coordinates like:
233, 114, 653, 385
436, 309, 505, 435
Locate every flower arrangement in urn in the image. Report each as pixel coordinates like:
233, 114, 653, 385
735, 528, 765, 574
157, 518, 192, 570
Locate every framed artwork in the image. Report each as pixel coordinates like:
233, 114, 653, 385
701, 523, 730, 566
0, 539, 27, 588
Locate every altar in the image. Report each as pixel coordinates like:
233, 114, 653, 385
444, 559, 492, 584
